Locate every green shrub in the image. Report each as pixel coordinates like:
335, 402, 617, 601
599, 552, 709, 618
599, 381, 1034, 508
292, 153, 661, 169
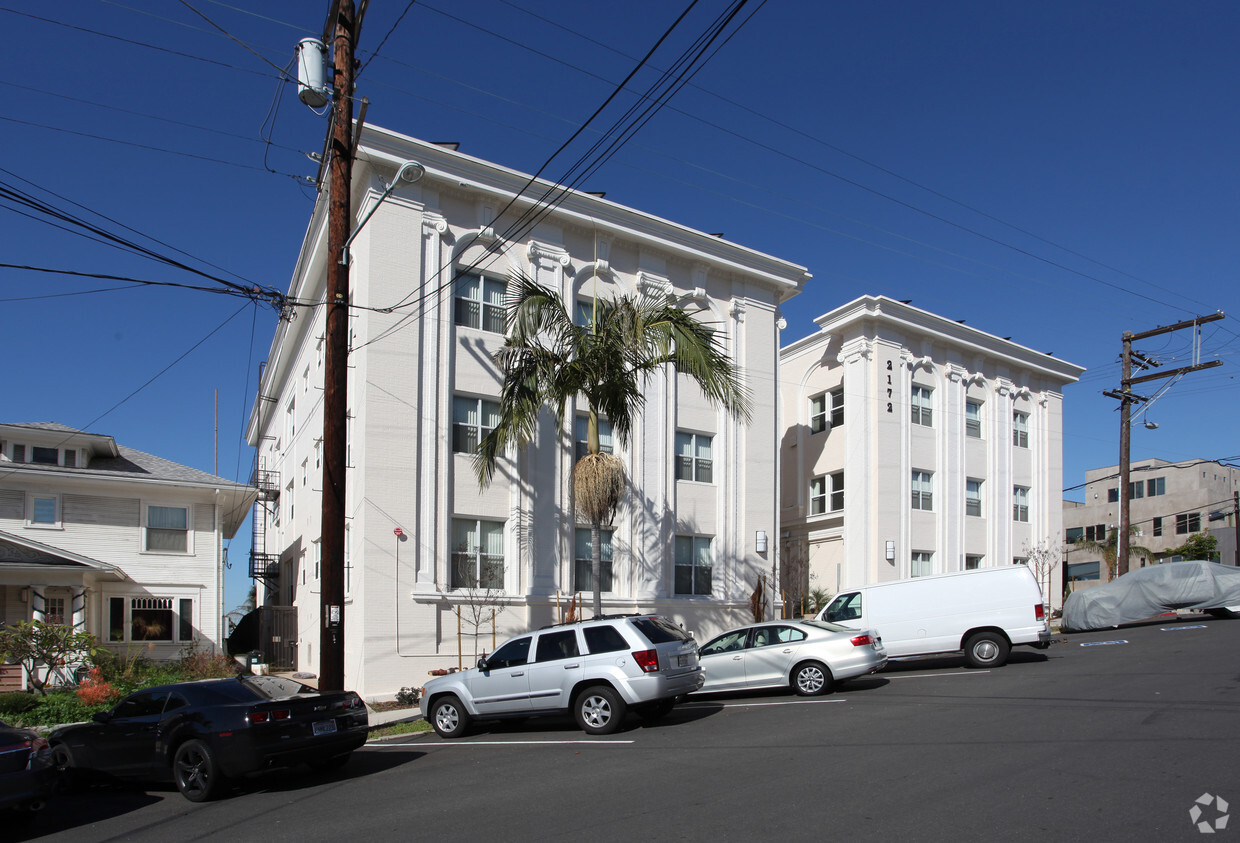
15, 689, 104, 728
0, 691, 40, 717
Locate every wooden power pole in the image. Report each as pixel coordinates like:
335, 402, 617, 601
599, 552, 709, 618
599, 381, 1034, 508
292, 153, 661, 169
320, 0, 356, 692
1105, 311, 1224, 579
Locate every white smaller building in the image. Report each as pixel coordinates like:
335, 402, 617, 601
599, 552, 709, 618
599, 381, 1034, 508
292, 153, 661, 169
779, 297, 1084, 609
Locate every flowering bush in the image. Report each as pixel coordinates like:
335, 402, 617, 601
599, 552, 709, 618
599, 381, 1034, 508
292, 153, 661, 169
75, 667, 119, 706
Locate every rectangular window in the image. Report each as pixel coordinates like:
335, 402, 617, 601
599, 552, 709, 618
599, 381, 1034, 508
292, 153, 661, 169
453, 396, 501, 454
314, 539, 321, 580
911, 386, 933, 426
1152, 517, 1163, 537
131, 597, 173, 641
109, 597, 124, 642
1013, 557, 1029, 566
576, 416, 614, 461
574, 528, 614, 594
575, 298, 598, 327
63, 450, 76, 468
1067, 561, 1100, 581
674, 535, 713, 596
454, 273, 506, 334
1013, 412, 1029, 448
675, 432, 713, 483
911, 551, 933, 578
44, 597, 66, 626
1127, 481, 1144, 500
1085, 524, 1106, 542
179, 598, 193, 641
810, 476, 827, 515
965, 555, 983, 570
965, 400, 982, 438
1065, 526, 1083, 543
30, 495, 58, 526
286, 399, 296, 443
145, 505, 189, 553
1147, 477, 1166, 497
911, 471, 934, 511
966, 480, 983, 517
830, 388, 844, 428
1013, 486, 1030, 522
32, 446, 58, 465
12, 444, 25, 462
451, 518, 504, 589
830, 471, 844, 511
1107, 488, 1119, 503
1176, 512, 1201, 535
809, 394, 827, 434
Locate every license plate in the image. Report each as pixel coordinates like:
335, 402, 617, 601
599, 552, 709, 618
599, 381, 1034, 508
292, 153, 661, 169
313, 719, 337, 736
677, 654, 689, 667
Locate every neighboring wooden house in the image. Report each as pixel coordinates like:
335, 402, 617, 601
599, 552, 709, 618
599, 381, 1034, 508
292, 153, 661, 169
0, 422, 256, 689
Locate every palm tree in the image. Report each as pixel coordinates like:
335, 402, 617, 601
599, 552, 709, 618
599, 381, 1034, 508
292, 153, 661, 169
1071, 527, 1154, 583
475, 270, 750, 618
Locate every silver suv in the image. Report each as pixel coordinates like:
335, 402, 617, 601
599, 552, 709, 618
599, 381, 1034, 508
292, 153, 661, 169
419, 614, 704, 737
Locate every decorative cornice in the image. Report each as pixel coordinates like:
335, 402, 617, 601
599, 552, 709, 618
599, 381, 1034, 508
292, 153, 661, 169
901, 350, 935, 373
422, 214, 448, 236
527, 240, 570, 267
638, 271, 672, 298
729, 297, 747, 322
838, 340, 873, 367
946, 364, 968, 384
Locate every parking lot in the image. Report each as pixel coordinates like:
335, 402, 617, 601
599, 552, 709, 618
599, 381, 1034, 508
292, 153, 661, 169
17, 614, 1240, 842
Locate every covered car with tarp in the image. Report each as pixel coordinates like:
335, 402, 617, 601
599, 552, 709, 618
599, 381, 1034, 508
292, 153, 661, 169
1062, 560, 1240, 632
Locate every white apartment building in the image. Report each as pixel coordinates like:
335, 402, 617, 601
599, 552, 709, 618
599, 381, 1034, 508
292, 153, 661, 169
779, 296, 1084, 608
245, 125, 811, 699
1063, 457, 1240, 584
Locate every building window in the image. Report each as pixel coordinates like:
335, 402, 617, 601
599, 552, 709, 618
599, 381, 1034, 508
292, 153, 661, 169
911, 551, 933, 578
809, 472, 844, 515
286, 481, 294, 522
810, 387, 844, 432
1153, 517, 1162, 537
313, 538, 321, 580
1013, 412, 1029, 448
574, 528, 613, 593
1176, 512, 1201, 535
1065, 526, 1083, 543
575, 298, 598, 327
453, 396, 501, 454
315, 439, 322, 469
344, 524, 352, 595
1147, 477, 1166, 497
454, 273, 506, 334
966, 480, 983, 517
911, 471, 934, 511
1067, 561, 1100, 581
1107, 488, 1119, 503
1013, 557, 1029, 566
965, 555, 983, 570
145, 505, 189, 553
106, 596, 194, 643
674, 535, 713, 596
1085, 524, 1105, 542
11, 444, 25, 462
1127, 481, 1144, 500
577, 416, 615, 461
131, 597, 174, 641
286, 399, 296, 443
965, 400, 982, 438
911, 386, 933, 427
1013, 486, 1030, 522
44, 597, 66, 626
32, 446, 58, 465
63, 450, 77, 468
180, 598, 193, 641
451, 518, 504, 589
28, 494, 59, 527
675, 432, 713, 483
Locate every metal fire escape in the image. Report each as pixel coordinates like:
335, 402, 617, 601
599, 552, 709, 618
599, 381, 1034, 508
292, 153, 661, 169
249, 458, 281, 587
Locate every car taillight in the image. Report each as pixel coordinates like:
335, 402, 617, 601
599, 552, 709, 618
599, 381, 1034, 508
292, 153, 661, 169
1034, 604, 1045, 620
342, 695, 363, 710
632, 649, 660, 673
850, 634, 874, 647
247, 708, 291, 724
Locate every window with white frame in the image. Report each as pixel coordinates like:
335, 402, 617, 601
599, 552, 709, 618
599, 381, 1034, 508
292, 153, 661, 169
453, 396, 501, 454
965, 555, 983, 570
966, 400, 982, 438
344, 523, 352, 595
675, 432, 713, 483
911, 386, 933, 426
286, 399, 296, 444
27, 493, 60, 527
574, 528, 614, 593
966, 480, 983, 517
454, 273, 506, 333
286, 480, 294, 522
911, 551, 933, 577
451, 518, 504, 589
911, 471, 933, 511
1013, 411, 1029, 448
830, 387, 844, 427
809, 472, 844, 515
44, 596, 66, 625
107, 595, 195, 643
1013, 486, 1030, 522
145, 505, 190, 553
809, 388, 844, 434
32, 446, 58, 465
313, 538, 321, 580
674, 535, 713, 596
575, 298, 598, 327
575, 415, 614, 461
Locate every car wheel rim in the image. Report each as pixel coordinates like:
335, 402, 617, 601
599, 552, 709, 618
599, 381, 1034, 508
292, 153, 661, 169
176, 748, 209, 797
436, 705, 459, 733
582, 695, 611, 728
975, 641, 998, 662
798, 667, 824, 693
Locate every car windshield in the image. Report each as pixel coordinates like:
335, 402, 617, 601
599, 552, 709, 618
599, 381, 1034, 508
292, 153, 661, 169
632, 617, 691, 644
241, 675, 317, 699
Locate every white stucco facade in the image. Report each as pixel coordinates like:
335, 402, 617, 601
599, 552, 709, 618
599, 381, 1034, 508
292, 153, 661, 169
246, 126, 810, 700
779, 297, 1084, 609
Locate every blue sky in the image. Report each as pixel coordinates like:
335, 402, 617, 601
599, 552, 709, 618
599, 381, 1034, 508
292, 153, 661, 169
4, 1, 1237, 613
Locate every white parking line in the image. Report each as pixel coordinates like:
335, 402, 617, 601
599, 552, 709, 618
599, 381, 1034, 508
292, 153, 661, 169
368, 739, 634, 747
683, 698, 847, 709
1160, 625, 1207, 631
884, 670, 989, 679
1079, 640, 1128, 647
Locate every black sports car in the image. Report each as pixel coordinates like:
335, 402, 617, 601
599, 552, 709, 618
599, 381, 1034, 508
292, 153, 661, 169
50, 675, 368, 802
1, 719, 57, 818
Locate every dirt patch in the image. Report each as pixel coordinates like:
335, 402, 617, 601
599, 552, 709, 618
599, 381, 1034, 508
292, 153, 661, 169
369, 700, 416, 713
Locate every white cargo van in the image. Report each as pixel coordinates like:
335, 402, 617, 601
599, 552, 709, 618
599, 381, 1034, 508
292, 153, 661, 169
813, 566, 1050, 668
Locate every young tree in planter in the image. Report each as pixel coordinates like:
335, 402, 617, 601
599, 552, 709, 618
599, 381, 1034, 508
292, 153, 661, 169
475, 271, 750, 618
0, 620, 98, 696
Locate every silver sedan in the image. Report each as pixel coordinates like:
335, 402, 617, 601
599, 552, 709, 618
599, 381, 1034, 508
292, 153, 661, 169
696, 619, 887, 696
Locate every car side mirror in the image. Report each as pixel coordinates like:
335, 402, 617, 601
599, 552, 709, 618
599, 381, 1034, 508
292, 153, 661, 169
476, 657, 488, 672
92, 711, 110, 723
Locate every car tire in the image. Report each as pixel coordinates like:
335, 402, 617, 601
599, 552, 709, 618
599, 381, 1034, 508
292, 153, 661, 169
172, 739, 224, 803
964, 631, 1010, 668
430, 695, 471, 739
792, 661, 833, 696
50, 743, 80, 793
574, 685, 626, 735
635, 698, 676, 723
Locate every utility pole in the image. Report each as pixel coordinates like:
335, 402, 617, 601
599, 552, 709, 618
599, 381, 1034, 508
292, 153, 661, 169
1104, 312, 1224, 579
320, 0, 356, 693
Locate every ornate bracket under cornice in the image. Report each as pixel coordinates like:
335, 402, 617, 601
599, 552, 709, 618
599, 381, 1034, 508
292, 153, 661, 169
527, 240, 570, 268
901, 350, 935, 373
995, 379, 1015, 398
838, 338, 872, 366
638, 271, 672, 298
422, 214, 448, 236
729, 297, 747, 323
947, 364, 968, 384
